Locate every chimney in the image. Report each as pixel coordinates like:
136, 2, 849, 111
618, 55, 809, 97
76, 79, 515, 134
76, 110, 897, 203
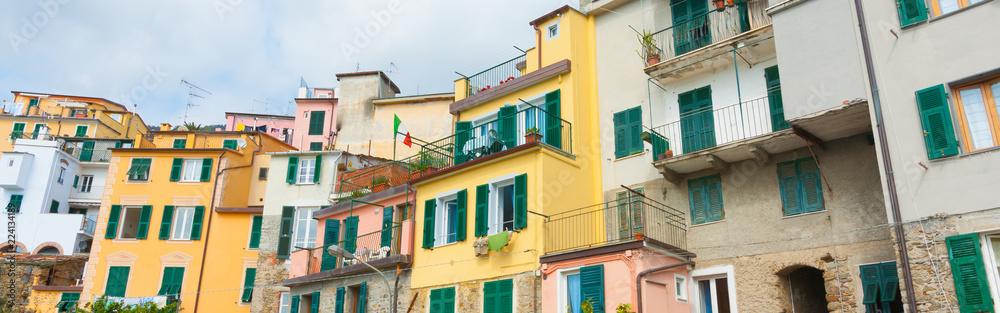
160, 123, 172, 131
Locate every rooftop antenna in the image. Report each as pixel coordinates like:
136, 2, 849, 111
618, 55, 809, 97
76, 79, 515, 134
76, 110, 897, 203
252, 99, 267, 113
387, 62, 399, 75
180, 79, 211, 123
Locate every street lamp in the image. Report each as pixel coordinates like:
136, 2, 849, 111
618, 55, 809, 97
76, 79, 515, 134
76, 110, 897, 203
327, 244, 395, 313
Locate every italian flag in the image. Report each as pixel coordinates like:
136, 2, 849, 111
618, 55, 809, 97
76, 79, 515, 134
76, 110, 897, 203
394, 114, 412, 147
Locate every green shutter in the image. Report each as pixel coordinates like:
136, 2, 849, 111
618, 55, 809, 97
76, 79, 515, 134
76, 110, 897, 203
687, 179, 706, 225
704, 175, 724, 222
286, 156, 298, 184
313, 155, 322, 183
423, 199, 436, 249
278, 206, 294, 258
455, 190, 467, 241
249, 215, 263, 249
499, 106, 517, 149
75, 126, 88, 137
765, 66, 789, 131
157, 267, 184, 296
169, 158, 183, 181
50, 200, 59, 213
880, 262, 900, 302
947, 234, 995, 313
223, 139, 237, 150
484, 280, 513, 313
58, 292, 80, 312
309, 142, 322, 151
356, 282, 367, 313
290, 295, 300, 313
679, 86, 715, 153
173, 139, 186, 149
335, 287, 345, 313
73, 175, 79, 188
860, 264, 881, 305
544, 90, 562, 149
778, 161, 801, 216
136, 205, 152, 239
345, 216, 359, 253
513, 174, 527, 229
200, 158, 213, 182
241, 268, 256, 303
580, 265, 605, 313
454, 121, 472, 165
381, 206, 394, 247
431, 287, 456, 313
311, 291, 320, 313
190, 206, 204, 240
105, 205, 122, 239
28, 98, 39, 106
799, 158, 824, 213
159, 206, 175, 240
484, 280, 497, 313
8, 195, 23, 213
309, 111, 326, 135
80, 141, 95, 162
897, 0, 928, 27
613, 111, 628, 158
627, 107, 643, 154
104, 266, 129, 297
322, 219, 341, 271
916, 85, 959, 159
11, 123, 25, 140
475, 184, 489, 237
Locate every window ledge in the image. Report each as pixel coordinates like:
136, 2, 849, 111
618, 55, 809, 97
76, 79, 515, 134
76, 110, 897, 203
614, 151, 647, 162
690, 219, 725, 228
166, 240, 194, 244
111, 239, 140, 243
432, 241, 460, 249
177, 181, 204, 185
781, 209, 826, 219
930, 145, 1000, 163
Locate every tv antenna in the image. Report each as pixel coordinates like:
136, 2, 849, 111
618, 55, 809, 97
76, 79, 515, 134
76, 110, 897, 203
387, 62, 399, 75
180, 79, 212, 123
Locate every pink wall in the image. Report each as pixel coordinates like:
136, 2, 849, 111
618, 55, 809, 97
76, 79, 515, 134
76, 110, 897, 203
293, 101, 336, 151
225, 114, 296, 145
540, 249, 690, 313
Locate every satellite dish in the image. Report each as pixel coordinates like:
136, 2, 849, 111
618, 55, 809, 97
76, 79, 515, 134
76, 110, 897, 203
236, 138, 247, 149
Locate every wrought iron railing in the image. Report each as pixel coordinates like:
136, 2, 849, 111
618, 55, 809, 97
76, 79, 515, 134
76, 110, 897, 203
59, 138, 131, 162
10, 131, 56, 141
299, 224, 404, 276
333, 155, 424, 202
463, 54, 527, 97
650, 0, 771, 63
418, 105, 572, 171
650, 95, 788, 155
544, 193, 687, 255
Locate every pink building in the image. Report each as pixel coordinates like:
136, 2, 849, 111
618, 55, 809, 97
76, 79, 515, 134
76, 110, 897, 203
224, 112, 296, 146
292, 72, 401, 153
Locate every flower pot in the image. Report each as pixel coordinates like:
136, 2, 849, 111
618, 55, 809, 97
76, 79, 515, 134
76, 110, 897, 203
714, 0, 726, 10
635, 233, 645, 240
525, 133, 543, 143
646, 55, 661, 66
665, 150, 674, 158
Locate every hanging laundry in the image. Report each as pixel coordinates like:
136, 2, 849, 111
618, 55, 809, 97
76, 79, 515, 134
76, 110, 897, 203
487, 231, 510, 252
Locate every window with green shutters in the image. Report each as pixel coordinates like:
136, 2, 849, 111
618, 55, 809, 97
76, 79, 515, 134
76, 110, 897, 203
80, 140, 95, 162
309, 111, 326, 135
688, 175, 723, 225
285, 156, 298, 184
513, 174, 528, 230
10, 123, 25, 140
190, 206, 205, 240
126, 158, 152, 181
454, 121, 472, 165
947, 234, 995, 313
499, 106, 517, 150
455, 190, 468, 242
173, 138, 186, 149
159, 206, 175, 240
105, 205, 122, 239
291, 295, 300, 313
241, 268, 256, 303
49, 200, 59, 213
777, 158, 824, 216
248, 215, 263, 249
475, 184, 489, 237
355, 282, 367, 313
57, 292, 80, 312
765, 65, 790, 131
429, 287, 456, 313
321, 219, 341, 271
200, 158, 213, 182
344, 216, 359, 254
483, 279, 513, 313
679, 85, 715, 153
613, 106, 644, 159
28, 98, 39, 106
897, 0, 928, 27
8, 195, 23, 214
157, 267, 185, 296
223, 139, 237, 150
169, 158, 183, 181
136, 205, 152, 239
580, 265, 605, 313
311, 292, 320, 313
277, 206, 295, 258
75, 125, 88, 137
104, 266, 130, 297
381, 206, 395, 247
671, 0, 711, 55
309, 142, 323, 151
422, 199, 436, 249
543, 90, 563, 149
859, 261, 902, 312
335, 287, 346, 313
916, 85, 960, 159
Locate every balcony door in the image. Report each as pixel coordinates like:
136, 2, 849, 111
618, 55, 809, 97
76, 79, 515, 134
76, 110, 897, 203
671, 0, 711, 55
616, 188, 644, 240
679, 86, 716, 153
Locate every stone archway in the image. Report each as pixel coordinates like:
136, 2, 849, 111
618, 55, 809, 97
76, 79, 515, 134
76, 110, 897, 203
32, 242, 64, 255
778, 265, 829, 313
0, 241, 28, 253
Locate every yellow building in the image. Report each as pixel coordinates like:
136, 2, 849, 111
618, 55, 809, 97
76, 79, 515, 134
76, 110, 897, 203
408, 6, 603, 312
2, 91, 149, 156
79, 126, 295, 313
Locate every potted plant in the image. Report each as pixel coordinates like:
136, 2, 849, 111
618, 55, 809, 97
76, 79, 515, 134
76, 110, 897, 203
714, 0, 726, 10
634, 232, 645, 240
581, 299, 594, 313
371, 176, 390, 193
635, 29, 660, 66
616, 303, 637, 313
525, 127, 543, 143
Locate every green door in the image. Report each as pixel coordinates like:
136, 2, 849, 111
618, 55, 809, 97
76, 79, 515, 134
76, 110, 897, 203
671, 0, 711, 56
616, 189, 644, 240
765, 66, 790, 131
679, 86, 715, 153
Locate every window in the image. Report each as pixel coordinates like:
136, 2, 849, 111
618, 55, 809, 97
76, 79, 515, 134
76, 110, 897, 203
688, 175, 723, 225
10, 122, 25, 140
57, 167, 66, 184
859, 262, 903, 312
429, 287, 456, 313
437, 196, 459, 246
765, 65, 790, 131
104, 266, 130, 297
28, 98, 39, 106
241, 268, 256, 303
483, 279, 513, 313
308, 111, 325, 135
223, 139, 238, 150
32, 123, 48, 139
953, 78, 1000, 152
560, 270, 582, 313
118, 206, 145, 239
351, 282, 368, 313
490, 181, 515, 235
777, 158, 824, 216
170, 158, 212, 182
279, 292, 290, 313
8, 195, 23, 214
248, 215, 262, 249
172, 138, 186, 148
126, 158, 152, 181
50, 200, 59, 213
79, 175, 94, 193
931, 0, 987, 16
675, 274, 688, 302
297, 158, 316, 184
258, 168, 268, 180
580, 265, 606, 313
616, 188, 644, 239
105, 205, 152, 240
171, 207, 196, 240
181, 159, 203, 182
694, 277, 731, 313
946, 234, 994, 313
678, 86, 715, 153
75, 125, 89, 137
546, 21, 559, 41
670, 0, 712, 54
57, 292, 80, 312
293, 207, 318, 249
157, 267, 185, 296
473, 174, 527, 238
613, 106, 643, 158
309, 142, 323, 151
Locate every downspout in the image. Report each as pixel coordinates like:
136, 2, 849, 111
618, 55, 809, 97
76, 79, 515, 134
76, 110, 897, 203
851, 0, 918, 311
534, 25, 542, 70
636, 260, 692, 313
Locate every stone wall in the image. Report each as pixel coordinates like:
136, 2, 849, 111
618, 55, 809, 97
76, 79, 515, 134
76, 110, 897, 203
251, 215, 288, 313
409, 271, 540, 313
288, 271, 413, 313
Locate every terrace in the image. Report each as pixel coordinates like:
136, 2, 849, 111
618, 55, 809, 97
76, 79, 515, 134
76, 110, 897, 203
284, 223, 411, 285
58, 137, 134, 162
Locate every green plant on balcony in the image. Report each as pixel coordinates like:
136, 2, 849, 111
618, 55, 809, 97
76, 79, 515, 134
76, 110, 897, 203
616, 303, 636, 313
371, 176, 390, 193
525, 127, 543, 143
636, 29, 660, 66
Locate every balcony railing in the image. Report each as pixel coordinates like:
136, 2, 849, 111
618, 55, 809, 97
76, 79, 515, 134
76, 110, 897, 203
463, 54, 527, 97
59, 138, 132, 162
80, 217, 96, 235
543, 193, 687, 255
417, 105, 572, 172
293, 224, 406, 277
650, 95, 788, 156
333, 155, 423, 203
651, 0, 771, 63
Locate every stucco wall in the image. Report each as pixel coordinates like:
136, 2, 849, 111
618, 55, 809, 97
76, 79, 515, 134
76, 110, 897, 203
371, 96, 455, 160
293, 101, 335, 151
409, 271, 540, 313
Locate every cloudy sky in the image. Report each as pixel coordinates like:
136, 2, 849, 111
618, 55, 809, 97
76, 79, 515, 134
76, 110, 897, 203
0, 0, 577, 126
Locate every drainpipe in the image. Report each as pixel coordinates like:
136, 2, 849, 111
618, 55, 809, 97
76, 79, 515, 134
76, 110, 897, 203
851, 0, 918, 311
636, 261, 692, 313
534, 25, 542, 70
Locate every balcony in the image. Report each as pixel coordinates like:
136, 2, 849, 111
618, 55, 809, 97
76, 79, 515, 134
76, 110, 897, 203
460, 54, 527, 97
59, 138, 132, 162
285, 222, 413, 285
651, 95, 788, 157
333, 156, 422, 203
542, 193, 690, 257
79, 217, 96, 237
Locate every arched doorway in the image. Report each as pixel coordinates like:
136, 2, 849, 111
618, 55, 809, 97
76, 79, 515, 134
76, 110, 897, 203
37, 246, 61, 255
781, 266, 829, 313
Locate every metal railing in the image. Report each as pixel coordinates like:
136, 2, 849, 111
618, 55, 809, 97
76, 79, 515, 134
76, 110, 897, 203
59, 138, 131, 162
544, 193, 687, 255
650, 95, 788, 155
651, 0, 771, 63
300, 224, 404, 276
463, 54, 527, 97
418, 105, 572, 171
10, 131, 56, 141
333, 155, 423, 202
80, 217, 97, 235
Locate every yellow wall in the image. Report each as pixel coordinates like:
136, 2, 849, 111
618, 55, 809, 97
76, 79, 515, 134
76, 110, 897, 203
372, 96, 455, 159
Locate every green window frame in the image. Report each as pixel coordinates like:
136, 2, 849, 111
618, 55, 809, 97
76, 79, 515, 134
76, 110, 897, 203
28, 98, 39, 106
483, 279, 513, 313
679, 85, 716, 153
104, 266, 130, 297
777, 157, 824, 216
172, 138, 186, 149
688, 175, 723, 225
613, 106, 644, 158
308, 111, 326, 135
947, 234, 995, 313
860, 261, 902, 312
429, 287, 456, 313
241, 268, 256, 303
248, 215, 263, 249
74, 125, 89, 137
309, 142, 323, 151
223, 139, 238, 150
8, 195, 23, 214
126, 158, 152, 181
57, 292, 80, 312
157, 267, 185, 296
897, 0, 928, 27
616, 188, 644, 239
